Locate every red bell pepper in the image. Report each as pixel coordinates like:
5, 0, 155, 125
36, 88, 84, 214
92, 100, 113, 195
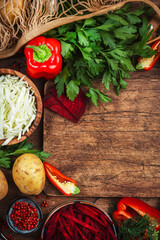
24, 36, 62, 80
136, 40, 160, 71
113, 197, 160, 231
43, 162, 80, 196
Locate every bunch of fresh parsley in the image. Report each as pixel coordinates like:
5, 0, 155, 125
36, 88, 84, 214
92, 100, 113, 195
0, 140, 50, 169
44, 4, 155, 106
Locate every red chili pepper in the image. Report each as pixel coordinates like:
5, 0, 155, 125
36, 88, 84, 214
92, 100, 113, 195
43, 162, 80, 196
113, 197, 160, 231
24, 36, 62, 80
136, 40, 160, 70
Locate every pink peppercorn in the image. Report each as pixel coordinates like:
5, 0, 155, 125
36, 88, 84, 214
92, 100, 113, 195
10, 201, 39, 231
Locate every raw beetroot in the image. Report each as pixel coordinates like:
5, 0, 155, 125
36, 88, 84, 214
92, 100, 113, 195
43, 85, 86, 123
43, 202, 117, 240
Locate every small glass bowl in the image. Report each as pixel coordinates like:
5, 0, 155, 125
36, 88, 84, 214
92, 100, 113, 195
7, 197, 43, 234
41, 200, 117, 239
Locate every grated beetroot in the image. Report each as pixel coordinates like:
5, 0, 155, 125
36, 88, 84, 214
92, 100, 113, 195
43, 203, 117, 240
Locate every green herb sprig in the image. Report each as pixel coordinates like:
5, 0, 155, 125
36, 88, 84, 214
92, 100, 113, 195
118, 214, 160, 240
44, 4, 155, 106
0, 140, 50, 169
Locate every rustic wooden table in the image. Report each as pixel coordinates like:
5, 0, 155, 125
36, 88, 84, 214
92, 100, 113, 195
0, 1, 160, 239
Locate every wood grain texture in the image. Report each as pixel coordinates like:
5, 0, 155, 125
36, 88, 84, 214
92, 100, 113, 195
0, 68, 43, 145
43, 65, 160, 197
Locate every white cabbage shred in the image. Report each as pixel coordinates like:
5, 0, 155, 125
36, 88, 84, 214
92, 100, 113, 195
0, 74, 37, 145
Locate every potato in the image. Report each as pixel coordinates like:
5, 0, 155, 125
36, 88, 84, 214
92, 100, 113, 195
0, 170, 8, 200
12, 153, 45, 195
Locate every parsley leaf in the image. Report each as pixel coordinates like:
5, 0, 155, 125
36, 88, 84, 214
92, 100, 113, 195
86, 88, 111, 106
0, 140, 50, 169
66, 80, 79, 101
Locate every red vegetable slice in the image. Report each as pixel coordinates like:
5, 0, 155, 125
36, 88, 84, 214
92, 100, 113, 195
75, 204, 106, 227
75, 225, 88, 240
62, 212, 102, 238
58, 225, 72, 240
73, 227, 80, 239
43, 85, 86, 123
43, 91, 78, 123
106, 224, 118, 240
49, 85, 86, 120
61, 216, 73, 238
45, 210, 61, 240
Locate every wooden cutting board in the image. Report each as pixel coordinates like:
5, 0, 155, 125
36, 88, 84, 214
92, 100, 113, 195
43, 67, 160, 197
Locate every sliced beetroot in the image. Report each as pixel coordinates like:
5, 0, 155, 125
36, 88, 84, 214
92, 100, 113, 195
106, 224, 118, 240
74, 204, 106, 227
77, 204, 99, 216
43, 92, 78, 123
58, 225, 72, 240
75, 225, 88, 240
43, 85, 86, 123
49, 85, 86, 120
61, 212, 102, 238
45, 210, 61, 240
61, 216, 73, 238
73, 227, 80, 240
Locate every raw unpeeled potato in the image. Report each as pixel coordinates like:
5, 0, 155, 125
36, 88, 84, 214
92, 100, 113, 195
0, 0, 24, 24
0, 170, 8, 200
12, 153, 46, 195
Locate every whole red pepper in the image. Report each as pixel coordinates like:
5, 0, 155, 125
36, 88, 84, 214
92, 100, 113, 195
24, 36, 62, 80
136, 40, 160, 71
113, 197, 160, 231
43, 162, 80, 196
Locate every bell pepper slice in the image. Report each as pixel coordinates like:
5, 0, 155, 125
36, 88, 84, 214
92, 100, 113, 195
24, 36, 62, 80
113, 197, 160, 231
43, 162, 80, 196
136, 40, 160, 70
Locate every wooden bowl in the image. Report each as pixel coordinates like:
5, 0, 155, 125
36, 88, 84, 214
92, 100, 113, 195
0, 68, 43, 145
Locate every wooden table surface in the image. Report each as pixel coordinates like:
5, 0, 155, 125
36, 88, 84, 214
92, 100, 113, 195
0, 1, 160, 239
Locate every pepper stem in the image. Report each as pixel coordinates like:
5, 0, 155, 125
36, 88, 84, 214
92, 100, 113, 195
26, 44, 52, 63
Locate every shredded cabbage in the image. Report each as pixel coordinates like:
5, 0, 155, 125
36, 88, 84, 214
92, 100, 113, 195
0, 74, 37, 145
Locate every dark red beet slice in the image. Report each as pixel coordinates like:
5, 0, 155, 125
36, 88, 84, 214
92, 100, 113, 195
45, 210, 61, 240
75, 225, 88, 240
74, 204, 106, 227
58, 225, 72, 240
73, 227, 80, 240
43, 92, 78, 123
61, 216, 73, 238
43, 85, 86, 123
61, 212, 102, 238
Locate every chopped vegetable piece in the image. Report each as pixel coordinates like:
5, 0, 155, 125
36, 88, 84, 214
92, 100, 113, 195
75, 203, 106, 227
0, 74, 36, 145
62, 212, 103, 238
75, 225, 88, 240
43, 85, 86, 123
43, 162, 80, 196
61, 216, 73, 238
136, 40, 160, 70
